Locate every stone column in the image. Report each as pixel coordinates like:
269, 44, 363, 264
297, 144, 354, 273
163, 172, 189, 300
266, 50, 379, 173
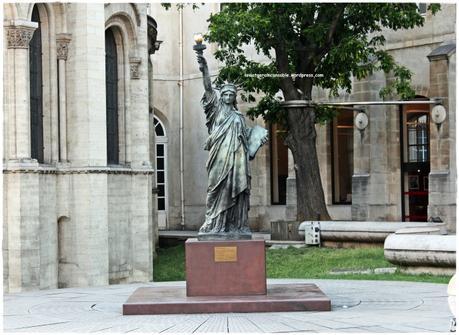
66, 4, 107, 167
4, 21, 38, 161
62, 3, 109, 287
126, 8, 154, 282
350, 71, 399, 221
427, 43, 456, 232
350, 79, 372, 220
128, 54, 150, 168
56, 33, 71, 162
3, 20, 43, 293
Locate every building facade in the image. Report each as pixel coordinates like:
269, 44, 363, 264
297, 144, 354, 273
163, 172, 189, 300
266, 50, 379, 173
311, 4, 456, 232
3, 3, 158, 292
3, 2, 456, 292
150, 3, 456, 232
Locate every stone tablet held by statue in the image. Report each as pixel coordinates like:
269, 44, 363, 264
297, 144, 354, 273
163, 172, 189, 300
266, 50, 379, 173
248, 125, 268, 159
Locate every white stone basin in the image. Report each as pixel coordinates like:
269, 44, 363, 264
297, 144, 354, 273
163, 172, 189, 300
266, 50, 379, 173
298, 221, 447, 242
384, 234, 456, 267
395, 227, 441, 234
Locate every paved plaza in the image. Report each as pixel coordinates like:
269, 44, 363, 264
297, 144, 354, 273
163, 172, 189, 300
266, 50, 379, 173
4, 279, 453, 333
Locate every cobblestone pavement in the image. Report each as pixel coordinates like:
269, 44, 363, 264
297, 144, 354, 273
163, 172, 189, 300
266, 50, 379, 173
4, 279, 453, 333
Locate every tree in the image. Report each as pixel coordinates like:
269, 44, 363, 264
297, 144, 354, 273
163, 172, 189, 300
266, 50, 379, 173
204, 3, 440, 221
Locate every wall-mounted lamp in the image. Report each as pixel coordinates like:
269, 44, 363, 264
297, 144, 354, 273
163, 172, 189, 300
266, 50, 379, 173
431, 104, 447, 131
354, 111, 368, 142
354, 112, 369, 130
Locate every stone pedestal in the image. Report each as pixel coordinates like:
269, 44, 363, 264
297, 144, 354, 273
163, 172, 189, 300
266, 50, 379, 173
186, 238, 266, 296
123, 283, 331, 314
123, 238, 331, 314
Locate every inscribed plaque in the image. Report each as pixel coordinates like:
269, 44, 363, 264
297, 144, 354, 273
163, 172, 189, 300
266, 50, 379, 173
214, 246, 237, 262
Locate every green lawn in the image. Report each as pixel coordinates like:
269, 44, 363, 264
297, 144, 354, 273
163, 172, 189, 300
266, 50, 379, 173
153, 244, 452, 284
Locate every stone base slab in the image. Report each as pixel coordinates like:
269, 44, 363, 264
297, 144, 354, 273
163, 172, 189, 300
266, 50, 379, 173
123, 284, 331, 315
185, 238, 266, 296
197, 232, 252, 241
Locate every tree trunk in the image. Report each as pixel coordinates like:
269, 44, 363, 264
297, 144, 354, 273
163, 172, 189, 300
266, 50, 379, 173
284, 106, 331, 221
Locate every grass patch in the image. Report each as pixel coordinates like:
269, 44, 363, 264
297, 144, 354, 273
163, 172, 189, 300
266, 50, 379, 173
153, 244, 452, 284
267, 246, 451, 284
153, 244, 186, 281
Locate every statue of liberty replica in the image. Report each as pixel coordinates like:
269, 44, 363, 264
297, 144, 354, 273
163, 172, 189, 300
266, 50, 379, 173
194, 35, 268, 241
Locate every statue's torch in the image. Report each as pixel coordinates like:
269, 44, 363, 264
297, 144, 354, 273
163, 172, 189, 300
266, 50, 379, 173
193, 33, 206, 55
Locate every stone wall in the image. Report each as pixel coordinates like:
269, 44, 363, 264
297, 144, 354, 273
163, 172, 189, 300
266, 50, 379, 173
150, 3, 455, 230
38, 173, 58, 289
3, 170, 41, 292
314, 4, 456, 224
427, 45, 456, 232
3, 3, 155, 292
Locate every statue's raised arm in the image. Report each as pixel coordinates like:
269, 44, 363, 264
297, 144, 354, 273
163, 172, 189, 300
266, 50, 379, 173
197, 54, 213, 98
195, 52, 219, 134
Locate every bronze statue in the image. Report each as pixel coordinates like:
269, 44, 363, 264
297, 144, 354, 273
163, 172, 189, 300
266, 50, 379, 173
194, 36, 268, 240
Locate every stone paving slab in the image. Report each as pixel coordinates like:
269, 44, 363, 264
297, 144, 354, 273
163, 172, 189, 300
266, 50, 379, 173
3, 279, 453, 333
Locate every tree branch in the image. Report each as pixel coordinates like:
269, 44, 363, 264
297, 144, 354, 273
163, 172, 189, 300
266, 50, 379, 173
326, 5, 346, 46
315, 5, 346, 65
274, 42, 299, 100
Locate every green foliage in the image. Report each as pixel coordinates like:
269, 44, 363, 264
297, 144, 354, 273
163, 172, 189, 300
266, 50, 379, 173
161, 3, 202, 11
153, 245, 451, 284
314, 105, 339, 124
206, 3, 440, 122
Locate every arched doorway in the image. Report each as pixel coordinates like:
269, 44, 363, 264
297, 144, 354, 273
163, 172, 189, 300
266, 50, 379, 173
154, 116, 168, 229
401, 100, 430, 221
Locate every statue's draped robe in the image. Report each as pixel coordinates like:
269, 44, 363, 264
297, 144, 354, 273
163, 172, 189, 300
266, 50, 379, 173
199, 90, 251, 234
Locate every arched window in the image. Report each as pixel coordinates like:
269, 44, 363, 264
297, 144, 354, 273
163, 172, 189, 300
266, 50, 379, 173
30, 5, 44, 163
105, 29, 119, 165
154, 117, 167, 212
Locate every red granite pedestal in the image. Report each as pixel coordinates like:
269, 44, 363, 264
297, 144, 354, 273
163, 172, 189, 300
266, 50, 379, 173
185, 238, 266, 296
123, 238, 331, 314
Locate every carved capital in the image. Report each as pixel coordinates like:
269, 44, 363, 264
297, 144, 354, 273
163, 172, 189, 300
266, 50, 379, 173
6, 25, 37, 49
129, 57, 141, 79
56, 33, 72, 60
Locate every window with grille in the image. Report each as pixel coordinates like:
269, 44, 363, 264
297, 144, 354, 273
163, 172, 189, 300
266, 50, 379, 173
154, 117, 167, 211
417, 3, 427, 15
407, 114, 429, 163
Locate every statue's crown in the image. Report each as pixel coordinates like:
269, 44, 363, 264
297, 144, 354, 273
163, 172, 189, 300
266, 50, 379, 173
220, 83, 237, 94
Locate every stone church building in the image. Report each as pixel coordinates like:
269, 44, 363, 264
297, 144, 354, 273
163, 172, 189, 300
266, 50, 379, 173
2, 3, 456, 292
3, 3, 159, 292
